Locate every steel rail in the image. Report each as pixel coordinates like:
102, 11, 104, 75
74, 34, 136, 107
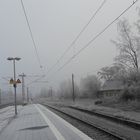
42, 103, 128, 140
69, 106, 140, 130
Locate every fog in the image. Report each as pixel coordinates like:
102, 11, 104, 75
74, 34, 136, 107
0, 0, 139, 95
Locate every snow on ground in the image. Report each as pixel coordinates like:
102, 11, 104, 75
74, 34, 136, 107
0, 106, 22, 132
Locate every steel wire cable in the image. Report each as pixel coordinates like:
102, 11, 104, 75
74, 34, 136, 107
48, 0, 138, 79
20, 0, 43, 69
47, 0, 107, 73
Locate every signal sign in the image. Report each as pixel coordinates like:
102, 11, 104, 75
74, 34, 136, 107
9, 78, 21, 84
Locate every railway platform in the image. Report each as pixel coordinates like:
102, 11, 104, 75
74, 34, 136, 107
0, 104, 93, 140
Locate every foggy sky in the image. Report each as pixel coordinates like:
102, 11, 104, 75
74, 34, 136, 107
0, 0, 139, 94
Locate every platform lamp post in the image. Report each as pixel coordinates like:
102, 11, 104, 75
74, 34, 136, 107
7, 57, 21, 115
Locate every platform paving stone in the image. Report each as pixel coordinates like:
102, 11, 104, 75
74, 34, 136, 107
0, 104, 57, 140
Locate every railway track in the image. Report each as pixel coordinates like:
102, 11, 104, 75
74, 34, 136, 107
42, 103, 128, 140
69, 106, 140, 130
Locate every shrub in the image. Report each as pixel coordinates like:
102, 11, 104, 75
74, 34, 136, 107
120, 87, 135, 102
94, 100, 102, 105
134, 86, 140, 101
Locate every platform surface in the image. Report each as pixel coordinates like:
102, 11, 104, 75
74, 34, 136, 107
0, 104, 93, 140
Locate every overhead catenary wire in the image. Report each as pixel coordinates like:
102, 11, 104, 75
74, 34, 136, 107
47, 0, 107, 73
26, 74, 46, 86
50, 0, 138, 77
26, 74, 45, 77
20, 0, 43, 69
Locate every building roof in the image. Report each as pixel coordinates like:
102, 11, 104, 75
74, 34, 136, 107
100, 80, 124, 91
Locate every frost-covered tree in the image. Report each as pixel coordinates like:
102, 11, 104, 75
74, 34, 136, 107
98, 64, 126, 81
80, 75, 101, 98
112, 19, 140, 71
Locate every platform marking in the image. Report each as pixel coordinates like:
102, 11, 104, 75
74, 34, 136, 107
38, 104, 93, 140
34, 104, 65, 140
